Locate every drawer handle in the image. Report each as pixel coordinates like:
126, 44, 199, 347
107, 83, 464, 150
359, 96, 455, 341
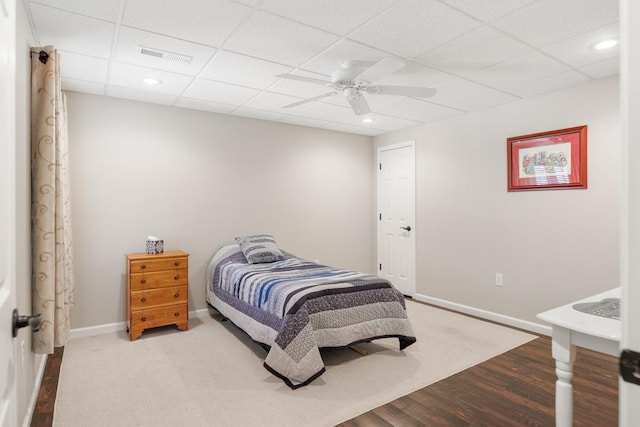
174, 293, 180, 298
174, 261, 180, 267
174, 276, 179, 280
140, 279, 146, 284
141, 317, 147, 322
174, 312, 180, 317
140, 264, 146, 269
141, 297, 146, 303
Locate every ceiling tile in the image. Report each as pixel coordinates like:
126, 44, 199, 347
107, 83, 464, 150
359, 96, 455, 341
269, 69, 334, 99
122, 0, 252, 47
374, 97, 465, 123
29, 3, 114, 58
322, 122, 378, 135
231, 108, 287, 122
296, 102, 359, 124
430, 78, 520, 111
541, 24, 619, 68
278, 116, 329, 128
199, 50, 293, 89
505, 70, 591, 97
300, 40, 395, 76
174, 97, 237, 114
27, 0, 121, 21
224, 11, 340, 66
242, 91, 311, 114
579, 57, 619, 79
109, 62, 194, 95
106, 86, 178, 106
182, 78, 261, 104
363, 114, 423, 132
438, 0, 539, 21
114, 26, 217, 75
62, 79, 105, 95
349, 0, 482, 58
492, 0, 619, 48
374, 61, 453, 87
461, 51, 569, 90
416, 26, 531, 74
59, 51, 109, 83
259, 0, 396, 35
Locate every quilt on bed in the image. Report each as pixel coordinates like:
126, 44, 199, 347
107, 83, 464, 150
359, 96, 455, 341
207, 245, 416, 389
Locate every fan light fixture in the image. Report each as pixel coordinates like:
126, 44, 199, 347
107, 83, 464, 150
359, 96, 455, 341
593, 39, 618, 50
143, 77, 162, 86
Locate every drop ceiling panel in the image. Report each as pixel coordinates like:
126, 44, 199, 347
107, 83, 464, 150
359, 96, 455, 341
430, 78, 519, 111
349, 0, 482, 58
59, 51, 109, 83
107, 86, 178, 106
31, 0, 121, 21
122, 0, 252, 47
374, 97, 464, 123
438, 0, 539, 21
415, 26, 531, 74
114, 26, 217, 75
182, 78, 261, 104
29, 3, 114, 58
300, 40, 395, 76
492, 0, 619, 48
242, 91, 310, 114
174, 97, 237, 115
62, 79, 105, 96
579, 57, 619, 79
541, 24, 619, 68
224, 11, 340, 66
260, 0, 396, 36
232, 108, 286, 122
269, 70, 335, 99
278, 116, 329, 129
109, 62, 194, 95
506, 70, 591, 98
199, 50, 293, 89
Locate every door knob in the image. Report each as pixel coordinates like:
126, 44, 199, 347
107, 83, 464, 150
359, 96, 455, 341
400, 226, 412, 232
12, 309, 43, 338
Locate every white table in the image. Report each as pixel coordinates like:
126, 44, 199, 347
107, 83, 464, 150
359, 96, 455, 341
537, 288, 621, 427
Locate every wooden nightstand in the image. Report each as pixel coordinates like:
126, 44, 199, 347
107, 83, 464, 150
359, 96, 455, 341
125, 250, 189, 341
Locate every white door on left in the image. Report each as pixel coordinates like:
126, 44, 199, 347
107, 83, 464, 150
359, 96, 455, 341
0, 0, 19, 425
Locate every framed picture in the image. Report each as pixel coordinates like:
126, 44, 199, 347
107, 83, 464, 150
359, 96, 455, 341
507, 125, 587, 192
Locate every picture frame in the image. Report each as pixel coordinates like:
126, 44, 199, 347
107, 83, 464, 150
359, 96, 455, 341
507, 125, 587, 192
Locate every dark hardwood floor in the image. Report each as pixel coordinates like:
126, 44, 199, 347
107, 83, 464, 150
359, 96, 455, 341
31, 327, 618, 427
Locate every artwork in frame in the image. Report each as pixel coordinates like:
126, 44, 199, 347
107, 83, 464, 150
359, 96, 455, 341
507, 125, 587, 192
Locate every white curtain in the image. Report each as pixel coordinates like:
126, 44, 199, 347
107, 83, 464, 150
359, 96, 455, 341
31, 46, 74, 354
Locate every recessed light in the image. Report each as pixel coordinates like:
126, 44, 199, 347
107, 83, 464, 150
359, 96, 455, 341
142, 77, 162, 86
362, 117, 375, 124
593, 39, 618, 50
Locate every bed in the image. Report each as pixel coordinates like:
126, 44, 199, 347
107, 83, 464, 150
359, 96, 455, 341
206, 235, 416, 389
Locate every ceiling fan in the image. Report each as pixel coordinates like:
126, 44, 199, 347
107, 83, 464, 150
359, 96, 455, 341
276, 57, 436, 116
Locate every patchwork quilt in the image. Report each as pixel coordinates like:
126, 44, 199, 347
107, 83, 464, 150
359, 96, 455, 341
206, 244, 416, 389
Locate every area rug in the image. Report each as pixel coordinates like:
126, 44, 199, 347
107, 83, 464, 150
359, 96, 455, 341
53, 300, 536, 426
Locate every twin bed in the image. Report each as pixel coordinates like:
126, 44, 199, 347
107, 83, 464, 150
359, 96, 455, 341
206, 235, 416, 389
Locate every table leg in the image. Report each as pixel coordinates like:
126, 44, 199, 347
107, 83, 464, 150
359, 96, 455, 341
551, 326, 576, 427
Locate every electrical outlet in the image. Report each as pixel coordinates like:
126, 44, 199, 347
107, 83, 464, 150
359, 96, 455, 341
495, 273, 504, 287
20, 340, 26, 368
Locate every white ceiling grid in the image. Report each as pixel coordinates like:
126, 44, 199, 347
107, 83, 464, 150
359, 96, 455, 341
25, 0, 620, 136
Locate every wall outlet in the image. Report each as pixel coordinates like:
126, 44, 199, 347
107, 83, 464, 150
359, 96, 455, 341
20, 340, 26, 368
495, 273, 504, 287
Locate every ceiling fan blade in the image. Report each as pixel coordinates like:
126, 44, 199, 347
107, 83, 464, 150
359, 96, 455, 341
283, 92, 338, 109
276, 73, 332, 86
347, 94, 370, 116
354, 57, 406, 83
367, 85, 437, 98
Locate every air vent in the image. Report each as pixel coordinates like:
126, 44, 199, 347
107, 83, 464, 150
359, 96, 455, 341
138, 46, 193, 64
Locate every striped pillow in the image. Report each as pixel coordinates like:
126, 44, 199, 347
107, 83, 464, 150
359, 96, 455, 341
235, 234, 285, 264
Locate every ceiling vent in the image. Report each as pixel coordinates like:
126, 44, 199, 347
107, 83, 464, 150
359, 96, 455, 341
138, 46, 193, 64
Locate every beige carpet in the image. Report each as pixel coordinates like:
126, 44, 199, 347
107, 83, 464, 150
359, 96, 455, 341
54, 300, 535, 426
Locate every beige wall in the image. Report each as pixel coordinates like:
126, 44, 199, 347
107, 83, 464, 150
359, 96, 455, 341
65, 92, 376, 329
375, 76, 621, 325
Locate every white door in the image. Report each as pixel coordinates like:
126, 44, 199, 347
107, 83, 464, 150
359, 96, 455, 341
0, 0, 18, 426
620, 0, 640, 424
377, 141, 416, 296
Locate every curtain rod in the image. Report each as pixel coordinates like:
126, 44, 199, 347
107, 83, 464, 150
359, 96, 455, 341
30, 50, 49, 64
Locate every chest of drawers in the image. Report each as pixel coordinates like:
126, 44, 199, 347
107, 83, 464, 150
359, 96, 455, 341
125, 250, 189, 341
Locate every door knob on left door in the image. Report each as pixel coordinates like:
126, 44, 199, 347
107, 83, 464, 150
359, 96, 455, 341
12, 309, 43, 338
400, 226, 412, 232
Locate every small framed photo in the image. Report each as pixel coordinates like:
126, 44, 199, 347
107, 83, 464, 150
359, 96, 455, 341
507, 125, 587, 192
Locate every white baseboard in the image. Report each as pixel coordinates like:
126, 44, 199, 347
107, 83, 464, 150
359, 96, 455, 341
22, 353, 48, 427
413, 293, 551, 336
69, 308, 213, 339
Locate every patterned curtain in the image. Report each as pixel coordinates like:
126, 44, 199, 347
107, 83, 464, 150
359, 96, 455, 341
31, 46, 74, 354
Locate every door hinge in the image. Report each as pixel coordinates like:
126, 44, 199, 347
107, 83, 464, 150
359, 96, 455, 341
620, 349, 640, 386
379, 213, 381, 220
379, 163, 382, 170
379, 263, 382, 271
